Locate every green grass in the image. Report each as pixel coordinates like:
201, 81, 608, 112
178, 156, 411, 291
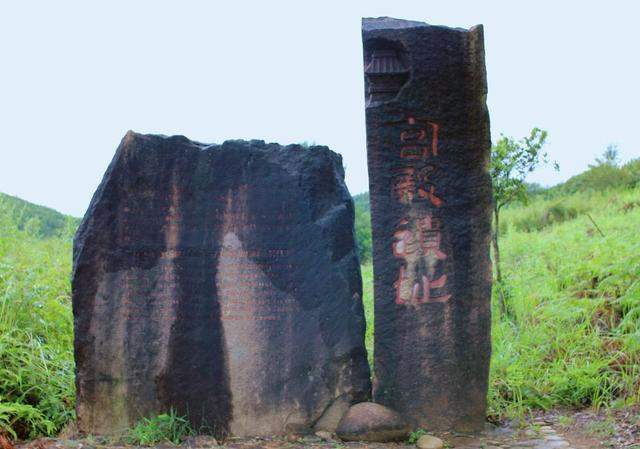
360, 186, 640, 420
124, 409, 195, 446
490, 187, 640, 418
0, 198, 75, 439
362, 264, 374, 368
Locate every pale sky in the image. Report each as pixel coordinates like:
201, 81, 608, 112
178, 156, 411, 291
1, 1, 638, 217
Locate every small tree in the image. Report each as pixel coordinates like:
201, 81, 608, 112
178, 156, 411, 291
594, 144, 620, 167
490, 127, 555, 316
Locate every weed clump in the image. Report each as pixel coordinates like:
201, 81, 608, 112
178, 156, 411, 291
124, 410, 195, 446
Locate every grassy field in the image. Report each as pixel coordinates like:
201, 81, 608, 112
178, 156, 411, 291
0, 195, 75, 439
0, 182, 639, 439
487, 187, 640, 419
361, 186, 640, 420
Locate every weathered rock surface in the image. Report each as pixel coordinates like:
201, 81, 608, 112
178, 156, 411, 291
335, 402, 410, 442
362, 17, 493, 431
73, 132, 371, 437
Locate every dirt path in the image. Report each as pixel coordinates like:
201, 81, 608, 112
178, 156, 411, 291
15, 408, 638, 449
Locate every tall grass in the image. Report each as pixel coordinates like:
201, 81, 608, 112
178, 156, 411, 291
488, 187, 640, 418
0, 204, 75, 439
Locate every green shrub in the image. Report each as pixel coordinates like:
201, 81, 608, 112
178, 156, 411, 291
407, 428, 427, 443
622, 158, 640, 188
511, 201, 584, 232
548, 157, 640, 196
124, 410, 195, 446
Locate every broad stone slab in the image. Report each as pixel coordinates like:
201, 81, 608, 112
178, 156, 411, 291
73, 132, 371, 437
362, 17, 492, 431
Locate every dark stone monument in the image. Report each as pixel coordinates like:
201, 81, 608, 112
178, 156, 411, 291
362, 17, 493, 431
73, 132, 371, 437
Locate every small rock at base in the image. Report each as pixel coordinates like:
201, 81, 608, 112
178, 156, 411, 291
183, 436, 218, 447
315, 430, 337, 442
285, 433, 300, 443
336, 402, 410, 442
416, 435, 444, 449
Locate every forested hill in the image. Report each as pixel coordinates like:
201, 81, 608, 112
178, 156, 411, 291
0, 193, 79, 239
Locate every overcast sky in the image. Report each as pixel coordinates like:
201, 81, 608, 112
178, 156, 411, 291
1, 1, 638, 217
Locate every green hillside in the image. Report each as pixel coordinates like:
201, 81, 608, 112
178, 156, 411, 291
0, 193, 80, 239
0, 158, 639, 439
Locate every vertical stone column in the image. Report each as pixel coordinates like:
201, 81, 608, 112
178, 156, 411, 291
362, 17, 493, 431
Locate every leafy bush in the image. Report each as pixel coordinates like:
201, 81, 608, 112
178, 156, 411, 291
622, 158, 640, 188
511, 201, 585, 232
124, 410, 195, 446
407, 428, 428, 443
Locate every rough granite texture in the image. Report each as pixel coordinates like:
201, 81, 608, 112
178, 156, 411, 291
362, 17, 493, 431
72, 132, 371, 437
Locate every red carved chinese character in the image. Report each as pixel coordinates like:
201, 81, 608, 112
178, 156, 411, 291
417, 215, 447, 260
392, 166, 443, 207
392, 167, 415, 204
417, 184, 443, 207
392, 213, 450, 305
392, 228, 416, 258
399, 117, 439, 159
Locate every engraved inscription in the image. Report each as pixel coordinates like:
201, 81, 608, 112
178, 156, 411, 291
389, 116, 451, 305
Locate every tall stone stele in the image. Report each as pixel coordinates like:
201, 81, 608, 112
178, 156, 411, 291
72, 132, 371, 437
362, 17, 493, 431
